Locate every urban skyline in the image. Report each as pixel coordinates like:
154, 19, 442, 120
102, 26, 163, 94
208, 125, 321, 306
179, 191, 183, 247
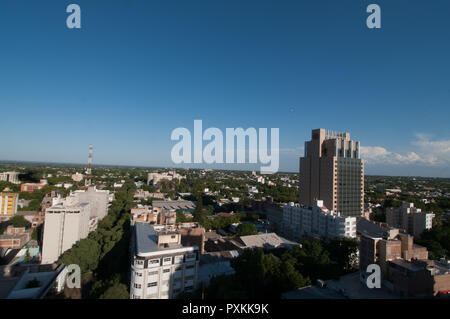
1, 1, 450, 177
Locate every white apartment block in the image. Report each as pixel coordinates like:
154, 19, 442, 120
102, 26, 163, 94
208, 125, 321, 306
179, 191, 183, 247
41, 199, 90, 264
147, 171, 184, 186
282, 200, 357, 241
386, 202, 434, 237
0, 171, 20, 184
130, 222, 199, 299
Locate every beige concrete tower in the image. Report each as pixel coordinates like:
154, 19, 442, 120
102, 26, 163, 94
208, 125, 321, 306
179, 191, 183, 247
299, 128, 364, 217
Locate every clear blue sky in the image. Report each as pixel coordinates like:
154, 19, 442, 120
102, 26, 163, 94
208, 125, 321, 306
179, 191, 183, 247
1, 0, 449, 176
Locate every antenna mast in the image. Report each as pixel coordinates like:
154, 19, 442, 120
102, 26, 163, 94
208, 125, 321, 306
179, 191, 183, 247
85, 144, 93, 189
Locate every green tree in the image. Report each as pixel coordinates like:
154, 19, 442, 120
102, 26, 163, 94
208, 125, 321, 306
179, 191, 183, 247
99, 279, 129, 299
236, 223, 258, 236
325, 237, 359, 272
8, 215, 31, 228
176, 211, 188, 223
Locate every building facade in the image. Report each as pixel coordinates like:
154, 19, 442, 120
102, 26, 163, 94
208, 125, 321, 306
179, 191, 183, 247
386, 202, 434, 237
299, 129, 364, 217
0, 193, 18, 216
130, 222, 199, 299
147, 171, 184, 186
358, 221, 428, 279
0, 171, 20, 184
282, 200, 357, 240
387, 259, 450, 297
41, 200, 91, 264
20, 181, 47, 192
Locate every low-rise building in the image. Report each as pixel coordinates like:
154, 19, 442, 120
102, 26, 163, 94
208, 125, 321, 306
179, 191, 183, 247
152, 200, 196, 211
387, 258, 450, 297
20, 180, 47, 192
356, 219, 450, 297
131, 207, 156, 225
71, 173, 84, 182
0, 264, 67, 299
147, 171, 184, 186
0, 226, 32, 249
134, 189, 165, 200
230, 233, 299, 250
358, 219, 428, 277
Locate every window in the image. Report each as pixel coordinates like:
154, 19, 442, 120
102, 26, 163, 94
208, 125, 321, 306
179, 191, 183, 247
135, 272, 142, 277
174, 255, 184, 263
149, 259, 160, 265
148, 271, 158, 276
134, 283, 141, 289
185, 264, 195, 269
163, 269, 170, 273
148, 282, 157, 287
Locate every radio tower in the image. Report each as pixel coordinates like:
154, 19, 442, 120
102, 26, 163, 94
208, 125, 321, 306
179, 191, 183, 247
85, 144, 93, 189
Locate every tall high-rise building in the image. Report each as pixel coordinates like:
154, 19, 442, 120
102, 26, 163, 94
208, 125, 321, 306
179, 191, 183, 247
299, 128, 364, 217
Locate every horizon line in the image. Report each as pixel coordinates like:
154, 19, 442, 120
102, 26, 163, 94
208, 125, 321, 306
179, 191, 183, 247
0, 159, 449, 180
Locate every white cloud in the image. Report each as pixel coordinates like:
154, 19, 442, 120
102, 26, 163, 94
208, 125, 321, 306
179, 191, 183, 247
361, 134, 450, 166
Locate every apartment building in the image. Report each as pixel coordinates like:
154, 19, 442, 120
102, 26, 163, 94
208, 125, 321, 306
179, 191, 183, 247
0, 171, 20, 184
0, 193, 18, 216
41, 199, 91, 264
129, 222, 199, 299
299, 129, 364, 217
147, 171, 184, 186
282, 200, 357, 241
386, 202, 434, 237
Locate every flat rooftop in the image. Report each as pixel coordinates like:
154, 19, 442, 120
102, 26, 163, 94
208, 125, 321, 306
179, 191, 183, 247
152, 200, 196, 210
135, 222, 189, 256
357, 218, 389, 238
389, 259, 424, 272
284, 272, 398, 299
48, 201, 90, 210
